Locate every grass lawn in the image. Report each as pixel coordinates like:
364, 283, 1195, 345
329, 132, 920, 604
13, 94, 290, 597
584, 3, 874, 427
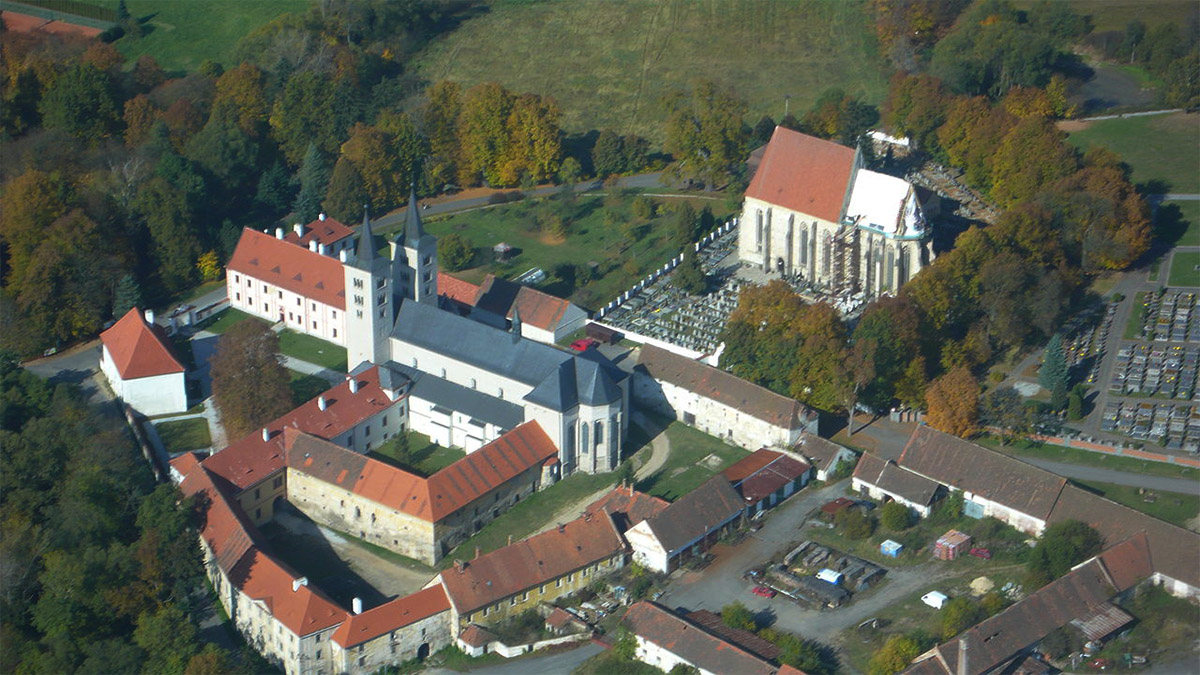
636, 422, 749, 501
1123, 291, 1148, 339
1167, 251, 1200, 288
1065, 112, 1200, 193
438, 470, 620, 568
420, 194, 732, 311
92, 0, 307, 73
194, 307, 262, 334
412, 0, 889, 143
976, 436, 1197, 481
1158, 199, 1200, 249
278, 330, 348, 372
1071, 479, 1199, 528
370, 431, 465, 477
155, 417, 211, 452
288, 370, 331, 406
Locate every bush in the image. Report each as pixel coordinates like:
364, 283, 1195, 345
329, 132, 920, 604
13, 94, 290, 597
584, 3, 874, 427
720, 602, 757, 632
868, 635, 921, 675
880, 501, 912, 531
835, 507, 876, 540
487, 190, 524, 205
631, 196, 656, 220
438, 233, 475, 271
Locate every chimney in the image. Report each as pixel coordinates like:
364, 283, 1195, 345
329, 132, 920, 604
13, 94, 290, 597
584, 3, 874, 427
454, 560, 464, 573
143, 308, 155, 325
352, 597, 363, 615
475, 546, 482, 559
507, 534, 513, 546
957, 637, 968, 675
261, 428, 270, 442
339, 249, 349, 263
309, 239, 319, 252
319, 243, 328, 256
319, 212, 327, 221
275, 227, 285, 239
318, 395, 327, 411
557, 523, 565, 533
292, 577, 308, 592
348, 377, 359, 394
294, 222, 304, 236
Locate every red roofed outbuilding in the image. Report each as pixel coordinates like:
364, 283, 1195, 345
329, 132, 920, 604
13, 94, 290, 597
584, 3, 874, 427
329, 585, 453, 671
99, 307, 188, 416
722, 449, 812, 514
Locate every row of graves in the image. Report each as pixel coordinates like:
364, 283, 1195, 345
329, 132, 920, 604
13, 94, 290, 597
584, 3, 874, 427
1063, 302, 1116, 387
1133, 290, 1199, 344
1108, 343, 1200, 401
1100, 400, 1200, 452
600, 225, 741, 355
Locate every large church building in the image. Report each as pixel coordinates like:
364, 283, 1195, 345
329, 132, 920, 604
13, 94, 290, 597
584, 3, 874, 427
738, 126, 934, 298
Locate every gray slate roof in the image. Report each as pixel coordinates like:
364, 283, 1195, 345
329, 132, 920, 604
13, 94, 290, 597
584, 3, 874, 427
392, 301, 624, 412
389, 362, 524, 430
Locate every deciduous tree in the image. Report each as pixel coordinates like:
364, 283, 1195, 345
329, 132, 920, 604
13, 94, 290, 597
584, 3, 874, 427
663, 81, 748, 190
438, 233, 474, 272
868, 634, 921, 675
210, 319, 292, 439
924, 365, 980, 437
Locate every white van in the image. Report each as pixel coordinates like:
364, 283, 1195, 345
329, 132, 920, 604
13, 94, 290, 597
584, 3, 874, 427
921, 591, 949, 609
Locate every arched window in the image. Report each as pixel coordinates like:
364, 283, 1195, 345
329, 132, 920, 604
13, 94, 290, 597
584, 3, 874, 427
594, 420, 604, 445
580, 423, 589, 454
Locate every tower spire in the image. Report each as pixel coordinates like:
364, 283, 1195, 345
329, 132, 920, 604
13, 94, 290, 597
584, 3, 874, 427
357, 204, 375, 263
404, 182, 425, 244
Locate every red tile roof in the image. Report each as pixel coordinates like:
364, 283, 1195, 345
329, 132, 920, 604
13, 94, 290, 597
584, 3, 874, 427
202, 366, 402, 490
439, 511, 626, 615
745, 126, 857, 223
586, 486, 669, 533
100, 307, 185, 379
458, 624, 495, 647
511, 286, 572, 331
283, 217, 355, 248
285, 420, 558, 523
723, 450, 811, 505
227, 228, 347, 309
635, 345, 813, 429
230, 549, 347, 637
621, 602, 777, 675
438, 272, 481, 308
330, 585, 450, 648
682, 609, 781, 661
171, 452, 260, 574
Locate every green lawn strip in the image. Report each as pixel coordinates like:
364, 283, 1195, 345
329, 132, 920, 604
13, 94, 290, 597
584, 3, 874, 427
154, 417, 211, 452
637, 423, 749, 501
1167, 251, 1200, 289
1160, 200, 1200, 249
418, 194, 733, 311
438, 471, 620, 569
91, 0, 307, 72
194, 307, 263, 334
411, 0, 888, 144
425, 646, 509, 673
1065, 112, 1200, 194
976, 436, 1197, 481
1123, 291, 1148, 339
369, 431, 465, 477
1069, 479, 1199, 528
278, 330, 348, 371
288, 370, 331, 406
1148, 259, 1161, 282
574, 651, 664, 675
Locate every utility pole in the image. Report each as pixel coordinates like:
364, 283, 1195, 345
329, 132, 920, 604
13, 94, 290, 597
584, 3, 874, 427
784, 94, 791, 118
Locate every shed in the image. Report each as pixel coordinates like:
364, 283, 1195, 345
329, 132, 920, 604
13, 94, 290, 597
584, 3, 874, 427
586, 322, 620, 344
880, 540, 903, 558
493, 242, 514, 261
820, 497, 855, 519
934, 529, 972, 561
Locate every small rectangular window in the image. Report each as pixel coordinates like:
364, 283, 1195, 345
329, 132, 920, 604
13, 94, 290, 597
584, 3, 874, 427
332, 329, 337, 338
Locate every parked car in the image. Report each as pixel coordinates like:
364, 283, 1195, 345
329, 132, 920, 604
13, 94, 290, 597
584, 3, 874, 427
751, 586, 777, 599
969, 548, 992, 560
570, 338, 599, 352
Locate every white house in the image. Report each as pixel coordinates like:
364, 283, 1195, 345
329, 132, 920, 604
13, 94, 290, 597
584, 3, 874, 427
630, 344, 817, 451
625, 476, 744, 573
620, 602, 778, 675
99, 307, 187, 416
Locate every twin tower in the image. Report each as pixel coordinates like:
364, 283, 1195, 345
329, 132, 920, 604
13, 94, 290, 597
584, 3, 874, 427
343, 187, 439, 370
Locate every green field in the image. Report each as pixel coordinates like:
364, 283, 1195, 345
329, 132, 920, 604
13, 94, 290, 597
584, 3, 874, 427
1159, 199, 1200, 249
977, 436, 1197, 481
155, 417, 211, 453
89, 0, 306, 73
288, 370, 330, 405
413, 0, 888, 143
1124, 291, 1148, 339
422, 194, 731, 310
370, 431, 465, 477
277, 329, 347, 372
1071, 479, 1199, 528
1167, 251, 1200, 288
637, 422, 749, 501
1066, 112, 1200, 194
194, 307, 262, 334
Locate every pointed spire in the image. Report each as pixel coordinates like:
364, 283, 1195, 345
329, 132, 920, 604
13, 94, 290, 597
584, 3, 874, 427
511, 302, 522, 342
404, 181, 425, 244
357, 204, 375, 263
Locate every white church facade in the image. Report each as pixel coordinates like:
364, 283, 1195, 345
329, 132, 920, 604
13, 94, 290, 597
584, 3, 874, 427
738, 126, 934, 299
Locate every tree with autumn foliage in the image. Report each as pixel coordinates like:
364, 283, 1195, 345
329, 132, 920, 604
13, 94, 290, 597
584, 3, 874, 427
924, 365, 981, 437
882, 73, 950, 151
424, 80, 462, 189
210, 319, 293, 439
663, 80, 749, 190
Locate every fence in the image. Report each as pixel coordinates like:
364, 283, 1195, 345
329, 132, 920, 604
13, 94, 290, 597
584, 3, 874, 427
1026, 432, 1200, 469
487, 632, 592, 658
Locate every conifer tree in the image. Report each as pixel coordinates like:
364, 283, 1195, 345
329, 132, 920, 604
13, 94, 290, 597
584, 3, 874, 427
293, 143, 330, 223
1039, 334, 1069, 410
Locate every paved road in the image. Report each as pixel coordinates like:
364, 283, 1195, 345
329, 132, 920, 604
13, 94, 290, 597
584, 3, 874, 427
1022, 458, 1200, 495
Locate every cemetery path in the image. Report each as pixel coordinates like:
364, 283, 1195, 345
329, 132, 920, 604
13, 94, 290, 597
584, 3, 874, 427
633, 413, 671, 482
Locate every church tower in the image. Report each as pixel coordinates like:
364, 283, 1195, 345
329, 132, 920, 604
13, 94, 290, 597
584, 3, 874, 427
391, 185, 439, 305
344, 208, 393, 369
